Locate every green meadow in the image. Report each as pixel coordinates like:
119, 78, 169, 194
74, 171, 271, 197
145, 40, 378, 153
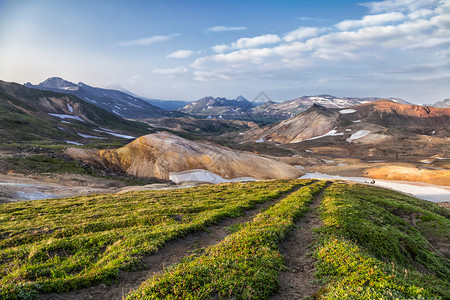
1, 179, 448, 299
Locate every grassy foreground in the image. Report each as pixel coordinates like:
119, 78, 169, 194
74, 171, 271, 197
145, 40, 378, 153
0, 180, 303, 299
314, 182, 450, 299
127, 180, 327, 299
1, 179, 449, 299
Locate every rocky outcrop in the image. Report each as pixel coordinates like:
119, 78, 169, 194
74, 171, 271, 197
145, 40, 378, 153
243, 104, 339, 143
66, 132, 303, 181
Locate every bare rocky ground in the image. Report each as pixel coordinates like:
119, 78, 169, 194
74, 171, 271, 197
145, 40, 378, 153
37, 182, 312, 300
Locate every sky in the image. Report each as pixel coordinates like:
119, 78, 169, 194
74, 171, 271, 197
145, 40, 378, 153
0, 0, 449, 104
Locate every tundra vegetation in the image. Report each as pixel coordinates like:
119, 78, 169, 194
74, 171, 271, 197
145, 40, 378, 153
0, 180, 448, 299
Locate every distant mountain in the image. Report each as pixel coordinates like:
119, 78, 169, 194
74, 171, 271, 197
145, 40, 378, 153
176, 94, 412, 123
427, 98, 450, 108
250, 95, 411, 120
24, 77, 178, 119
142, 98, 192, 111
242, 100, 450, 144
176, 95, 256, 119
0, 80, 151, 145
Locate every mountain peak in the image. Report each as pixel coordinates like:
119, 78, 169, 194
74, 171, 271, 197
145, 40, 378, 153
39, 77, 79, 90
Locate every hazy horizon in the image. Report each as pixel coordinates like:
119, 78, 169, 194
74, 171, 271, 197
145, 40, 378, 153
1, 0, 449, 104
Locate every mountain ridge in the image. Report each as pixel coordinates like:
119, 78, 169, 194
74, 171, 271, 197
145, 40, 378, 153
24, 77, 177, 119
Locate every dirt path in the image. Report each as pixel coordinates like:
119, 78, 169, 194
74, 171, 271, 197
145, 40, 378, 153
38, 182, 313, 300
271, 182, 331, 300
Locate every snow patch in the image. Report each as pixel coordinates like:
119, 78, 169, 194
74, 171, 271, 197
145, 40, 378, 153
13, 191, 57, 201
93, 129, 135, 139
339, 109, 356, 114
352, 120, 361, 123
84, 97, 97, 103
303, 130, 343, 141
300, 172, 450, 203
61, 120, 71, 124
65, 141, 83, 145
77, 133, 106, 139
66, 103, 74, 113
48, 113, 84, 122
346, 130, 371, 143
345, 129, 352, 132
169, 169, 258, 185
420, 160, 432, 164
256, 138, 265, 143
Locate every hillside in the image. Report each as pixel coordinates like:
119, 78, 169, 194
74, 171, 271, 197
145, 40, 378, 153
176, 95, 412, 123
176, 95, 258, 120
0, 80, 154, 147
24, 78, 177, 119
1, 180, 448, 299
242, 100, 450, 145
65, 132, 302, 181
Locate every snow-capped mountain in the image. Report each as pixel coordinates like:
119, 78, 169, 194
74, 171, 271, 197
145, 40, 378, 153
176, 95, 257, 118
24, 77, 176, 119
250, 95, 411, 120
427, 98, 450, 108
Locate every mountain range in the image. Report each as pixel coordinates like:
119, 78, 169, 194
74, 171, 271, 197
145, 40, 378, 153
0, 80, 151, 145
175, 94, 414, 122
243, 100, 450, 144
24, 77, 179, 119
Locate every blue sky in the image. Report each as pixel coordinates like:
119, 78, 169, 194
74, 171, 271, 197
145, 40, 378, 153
0, 0, 449, 103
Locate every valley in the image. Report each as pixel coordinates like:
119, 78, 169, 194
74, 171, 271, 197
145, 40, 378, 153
0, 78, 449, 299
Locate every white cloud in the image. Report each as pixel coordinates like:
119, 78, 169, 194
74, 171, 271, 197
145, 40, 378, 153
284, 27, 323, 42
193, 70, 232, 82
336, 12, 405, 30
407, 8, 434, 19
116, 34, 179, 47
212, 34, 281, 53
361, 0, 440, 13
153, 67, 188, 75
205, 26, 246, 32
167, 50, 194, 58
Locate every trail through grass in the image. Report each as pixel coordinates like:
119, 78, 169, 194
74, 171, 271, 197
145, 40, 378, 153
126, 180, 327, 299
0, 180, 305, 299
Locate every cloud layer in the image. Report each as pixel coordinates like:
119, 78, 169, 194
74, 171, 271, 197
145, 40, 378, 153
184, 0, 449, 89
116, 34, 179, 47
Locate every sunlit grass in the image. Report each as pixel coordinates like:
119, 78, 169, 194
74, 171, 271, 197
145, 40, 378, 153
314, 182, 450, 299
127, 180, 327, 299
0, 180, 304, 299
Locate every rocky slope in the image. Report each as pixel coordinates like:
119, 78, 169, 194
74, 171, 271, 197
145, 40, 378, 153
250, 95, 409, 120
25, 77, 177, 119
66, 132, 303, 181
0, 80, 151, 145
427, 98, 450, 108
177, 94, 411, 122
243, 100, 450, 144
176, 95, 258, 120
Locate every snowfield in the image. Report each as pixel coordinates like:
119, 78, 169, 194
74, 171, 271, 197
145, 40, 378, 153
169, 169, 257, 184
300, 172, 450, 203
93, 129, 135, 139
339, 109, 356, 114
302, 130, 344, 141
77, 133, 106, 139
48, 113, 84, 122
346, 130, 371, 142
65, 141, 83, 145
